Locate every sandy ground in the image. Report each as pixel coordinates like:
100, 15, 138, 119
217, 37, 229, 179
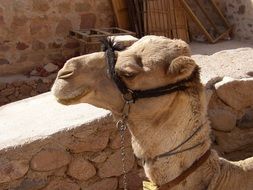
190, 40, 253, 55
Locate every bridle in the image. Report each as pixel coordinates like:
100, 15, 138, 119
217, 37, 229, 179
101, 38, 209, 190
102, 38, 194, 104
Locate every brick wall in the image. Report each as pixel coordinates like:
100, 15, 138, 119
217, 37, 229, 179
0, 0, 114, 76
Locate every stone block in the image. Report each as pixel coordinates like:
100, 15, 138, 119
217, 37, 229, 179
67, 132, 109, 153
31, 149, 71, 171
32, 0, 50, 12
43, 63, 58, 73
0, 87, 15, 96
0, 58, 10, 65
32, 40, 46, 50
19, 84, 33, 96
15, 178, 48, 190
67, 158, 96, 181
80, 13, 96, 29
90, 152, 108, 163
75, 2, 91, 12
215, 77, 253, 110
98, 147, 135, 178
16, 42, 29, 50
0, 160, 29, 184
56, 18, 72, 35
237, 108, 253, 129
41, 179, 80, 190
208, 109, 237, 132
85, 178, 118, 190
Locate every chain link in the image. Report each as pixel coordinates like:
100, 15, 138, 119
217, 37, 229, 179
116, 101, 131, 190
117, 120, 128, 190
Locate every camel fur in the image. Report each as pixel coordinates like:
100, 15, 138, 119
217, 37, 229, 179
52, 36, 253, 190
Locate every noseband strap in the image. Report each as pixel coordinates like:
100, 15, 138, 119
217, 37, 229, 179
101, 39, 190, 103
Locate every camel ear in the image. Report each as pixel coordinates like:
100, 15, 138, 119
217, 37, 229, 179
167, 56, 197, 80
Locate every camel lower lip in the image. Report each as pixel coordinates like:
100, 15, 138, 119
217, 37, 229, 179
56, 89, 89, 104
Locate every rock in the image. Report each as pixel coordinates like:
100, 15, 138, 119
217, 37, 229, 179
215, 77, 253, 110
15, 178, 48, 190
67, 132, 109, 153
90, 152, 108, 163
64, 42, 80, 49
110, 130, 131, 149
32, 40, 46, 50
75, 2, 91, 12
43, 63, 58, 73
16, 42, 29, 50
237, 108, 253, 128
0, 43, 10, 52
208, 109, 237, 132
12, 15, 28, 27
80, 13, 96, 29
36, 83, 50, 93
48, 42, 62, 49
32, 0, 50, 12
67, 158, 96, 181
213, 127, 253, 153
0, 83, 6, 91
0, 160, 29, 183
98, 147, 135, 178
30, 69, 40, 76
119, 170, 143, 190
19, 84, 33, 96
58, 2, 71, 13
56, 18, 72, 35
31, 149, 71, 171
0, 87, 15, 96
0, 58, 10, 65
41, 179, 80, 190
85, 178, 118, 190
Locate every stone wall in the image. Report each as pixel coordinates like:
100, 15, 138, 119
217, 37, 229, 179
0, 0, 114, 76
0, 115, 143, 190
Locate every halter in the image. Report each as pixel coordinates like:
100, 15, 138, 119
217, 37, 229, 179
101, 38, 194, 103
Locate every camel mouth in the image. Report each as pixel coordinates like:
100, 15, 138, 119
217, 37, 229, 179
54, 88, 90, 105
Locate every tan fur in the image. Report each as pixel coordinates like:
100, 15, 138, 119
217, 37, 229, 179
52, 36, 253, 190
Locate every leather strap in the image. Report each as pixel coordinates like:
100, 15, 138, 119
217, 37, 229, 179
158, 149, 211, 190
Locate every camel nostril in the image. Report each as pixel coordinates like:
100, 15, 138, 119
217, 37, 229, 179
58, 70, 74, 79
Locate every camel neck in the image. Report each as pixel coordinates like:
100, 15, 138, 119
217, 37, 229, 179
125, 90, 212, 187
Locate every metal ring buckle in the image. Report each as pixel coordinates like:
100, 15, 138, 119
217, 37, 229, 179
122, 90, 134, 103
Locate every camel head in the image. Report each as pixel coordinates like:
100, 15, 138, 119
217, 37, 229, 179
52, 36, 200, 118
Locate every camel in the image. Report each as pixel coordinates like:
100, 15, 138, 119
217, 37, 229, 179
52, 36, 253, 190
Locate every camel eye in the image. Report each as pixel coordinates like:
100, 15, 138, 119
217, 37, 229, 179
122, 72, 136, 79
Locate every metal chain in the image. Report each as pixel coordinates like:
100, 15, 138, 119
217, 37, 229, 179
117, 120, 128, 190
116, 102, 131, 190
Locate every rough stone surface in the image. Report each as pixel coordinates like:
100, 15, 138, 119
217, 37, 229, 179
0, 160, 29, 183
0, 0, 114, 76
237, 108, 253, 129
42, 179, 80, 190
67, 158, 96, 181
85, 178, 118, 190
15, 178, 48, 190
99, 148, 135, 178
43, 63, 58, 73
209, 109, 237, 132
67, 132, 109, 153
80, 13, 96, 29
215, 77, 253, 110
31, 149, 71, 171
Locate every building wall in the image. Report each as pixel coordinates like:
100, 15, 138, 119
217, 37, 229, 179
0, 0, 114, 76
188, 0, 253, 43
